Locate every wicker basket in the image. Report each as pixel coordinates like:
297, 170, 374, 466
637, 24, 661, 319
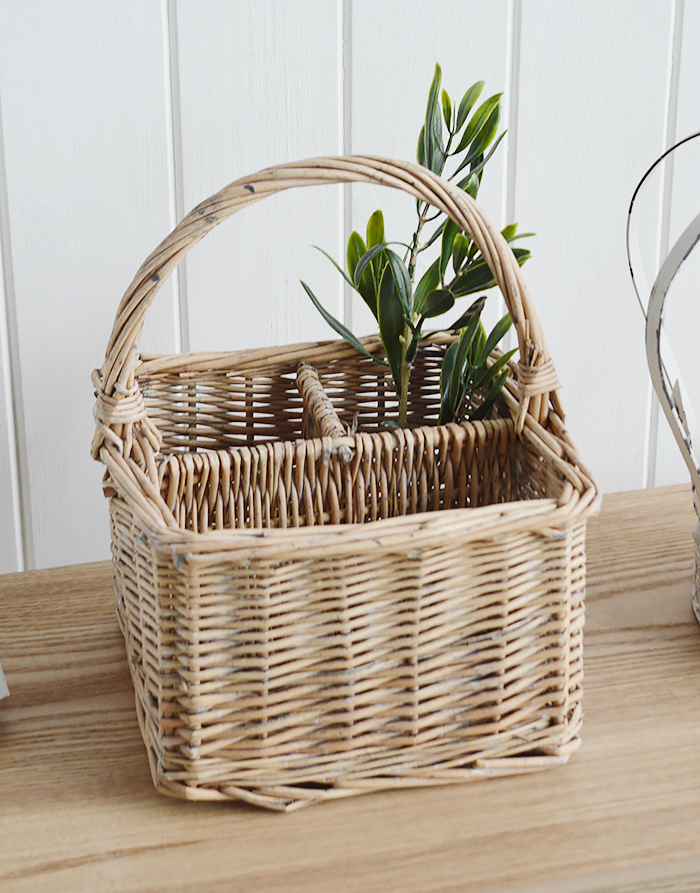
91, 156, 599, 812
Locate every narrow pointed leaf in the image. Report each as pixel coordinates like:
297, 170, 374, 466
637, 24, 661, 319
377, 266, 406, 392
455, 172, 481, 199
476, 313, 512, 365
455, 130, 506, 182
440, 218, 461, 279
417, 124, 426, 166
468, 104, 501, 158
452, 108, 502, 179
470, 367, 510, 420
385, 249, 413, 319
347, 231, 366, 282
313, 245, 355, 289
353, 242, 388, 287
420, 288, 455, 319
301, 281, 386, 365
451, 260, 496, 297
501, 223, 518, 242
455, 93, 502, 153
479, 348, 517, 388
452, 233, 470, 274
446, 295, 486, 330
455, 81, 484, 132
347, 231, 377, 318
439, 340, 459, 423
423, 64, 441, 171
421, 219, 447, 252
413, 257, 441, 314
424, 63, 445, 173
366, 210, 385, 249
442, 89, 452, 131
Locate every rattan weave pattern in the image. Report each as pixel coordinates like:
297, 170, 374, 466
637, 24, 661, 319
92, 156, 598, 811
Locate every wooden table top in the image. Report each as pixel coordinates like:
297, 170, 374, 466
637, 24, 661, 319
2, 485, 700, 892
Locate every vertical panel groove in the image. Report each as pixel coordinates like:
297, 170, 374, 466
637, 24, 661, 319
645, 0, 684, 488
0, 90, 28, 571
342, 0, 353, 329
502, 0, 522, 350
165, 0, 190, 353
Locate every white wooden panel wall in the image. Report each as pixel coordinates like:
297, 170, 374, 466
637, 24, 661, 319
0, 0, 697, 571
516, 0, 675, 495
176, 0, 344, 353
0, 1, 179, 571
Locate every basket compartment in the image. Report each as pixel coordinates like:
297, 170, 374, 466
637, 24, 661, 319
110, 488, 585, 808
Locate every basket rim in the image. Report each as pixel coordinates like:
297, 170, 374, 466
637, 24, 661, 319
108, 481, 598, 560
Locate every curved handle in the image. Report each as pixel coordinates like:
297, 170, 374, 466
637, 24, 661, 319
93, 155, 561, 460
646, 209, 700, 499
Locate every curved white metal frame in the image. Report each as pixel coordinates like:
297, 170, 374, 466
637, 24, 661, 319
627, 132, 700, 510
627, 133, 700, 624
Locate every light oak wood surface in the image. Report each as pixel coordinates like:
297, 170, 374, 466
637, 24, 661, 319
1, 485, 699, 892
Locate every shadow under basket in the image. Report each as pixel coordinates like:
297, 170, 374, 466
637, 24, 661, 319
93, 156, 599, 811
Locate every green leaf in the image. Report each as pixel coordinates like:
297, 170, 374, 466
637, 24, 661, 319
455, 93, 502, 153
475, 313, 512, 366
468, 104, 501, 159
454, 318, 483, 387
420, 288, 455, 319
439, 339, 459, 423
446, 295, 486, 330
501, 223, 518, 242
449, 247, 528, 298
381, 419, 403, 430
452, 233, 470, 274
346, 231, 366, 282
313, 245, 355, 290
451, 260, 496, 297
478, 348, 517, 388
421, 219, 447, 252
404, 332, 420, 365
413, 258, 441, 314
455, 130, 506, 182
442, 89, 452, 131
455, 81, 484, 132
347, 231, 377, 319
353, 241, 391, 288
423, 63, 445, 173
470, 367, 510, 421
377, 265, 406, 393
301, 281, 386, 366
506, 231, 536, 243
385, 249, 413, 319
459, 173, 480, 199
417, 124, 426, 166
366, 210, 385, 249
452, 107, 502, 179
440, 318, 481, 423
512, 246, 531, 266
440, 218, 461, 280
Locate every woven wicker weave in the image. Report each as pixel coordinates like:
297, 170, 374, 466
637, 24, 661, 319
92, 156, 599, 811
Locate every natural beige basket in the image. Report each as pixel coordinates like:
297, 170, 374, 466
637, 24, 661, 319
92, 156, 599, 812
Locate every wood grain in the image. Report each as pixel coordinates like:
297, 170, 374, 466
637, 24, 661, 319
1, 486, 700, 891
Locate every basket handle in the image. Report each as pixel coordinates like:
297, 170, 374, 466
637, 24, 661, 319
92, 156, 561, 462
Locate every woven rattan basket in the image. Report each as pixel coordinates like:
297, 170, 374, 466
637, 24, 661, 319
92, 156, 599, 811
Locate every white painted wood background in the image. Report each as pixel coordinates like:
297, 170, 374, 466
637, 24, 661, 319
0, 0, 697, 572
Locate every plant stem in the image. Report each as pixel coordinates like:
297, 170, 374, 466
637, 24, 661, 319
398, 323, 413, 427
